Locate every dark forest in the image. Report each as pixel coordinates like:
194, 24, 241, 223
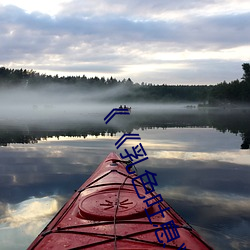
0, 63, 250, 104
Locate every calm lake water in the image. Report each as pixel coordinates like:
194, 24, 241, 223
0, 104, 250, 249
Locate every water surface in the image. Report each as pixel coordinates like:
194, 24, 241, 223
0, 106, 250, 249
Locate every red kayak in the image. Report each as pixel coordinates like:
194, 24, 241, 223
28, 152, 213, 249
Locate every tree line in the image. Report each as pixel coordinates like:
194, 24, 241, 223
0, 63, 249, 104
1, 108, 249, 148
208, 63, 250, 104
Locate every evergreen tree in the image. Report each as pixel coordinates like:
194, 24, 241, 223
242, 63, 250, 83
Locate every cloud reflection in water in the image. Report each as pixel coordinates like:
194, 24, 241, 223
0, 127, 249, 249
0, 196, 61, 250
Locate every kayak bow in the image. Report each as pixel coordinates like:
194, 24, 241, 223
28, 152, 213, 249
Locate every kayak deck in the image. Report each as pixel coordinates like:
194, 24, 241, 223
28, 152, 213, 249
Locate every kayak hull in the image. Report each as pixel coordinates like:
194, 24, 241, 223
28, 152, 213, 249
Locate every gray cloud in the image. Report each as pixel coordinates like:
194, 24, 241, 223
40, 64, 121, 74
1, 4, 249, 48
186, 13, 250, 49
59, 0, 217, 18
0, 2, 249, 84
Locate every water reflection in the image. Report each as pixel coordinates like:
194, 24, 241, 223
0, 108, 250, 249
0, 196, 62, 250
0, 196, 59, 228
0, 107, 250, 149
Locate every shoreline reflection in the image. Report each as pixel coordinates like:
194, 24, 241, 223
0, 115, 249, 249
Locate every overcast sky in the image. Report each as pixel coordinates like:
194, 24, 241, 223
0, 0, 250, 85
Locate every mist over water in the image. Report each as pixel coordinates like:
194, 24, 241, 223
0, 84, 250, 249
0, 85, 198, 124
0, 85, 111, 122
1, 84, 250, 149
